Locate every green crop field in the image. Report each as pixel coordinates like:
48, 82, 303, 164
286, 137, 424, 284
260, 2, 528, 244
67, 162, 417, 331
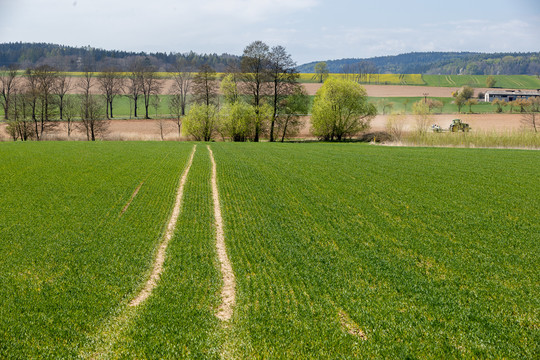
0, 142, 195, 357
423, 74, 540, 89
299, 73, 425, 85
1, 142, 538, 358
210, 143, 539, 358
370, 96, 496, 114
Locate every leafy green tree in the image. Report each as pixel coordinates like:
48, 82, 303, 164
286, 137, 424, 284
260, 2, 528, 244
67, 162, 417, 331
486, 75, 496, 88
275, 86, 310, 142
221, 73, 240, 105
460, 85, 474, 100
184, 103, 219, 141
313, 62, 329, 83
452, 86, 474, 113
466, 98, 478, 113
311, 78, 376, 141
219, 101, 256, 142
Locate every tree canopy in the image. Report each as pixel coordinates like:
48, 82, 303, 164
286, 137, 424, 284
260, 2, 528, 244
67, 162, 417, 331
311, 78, 376, 141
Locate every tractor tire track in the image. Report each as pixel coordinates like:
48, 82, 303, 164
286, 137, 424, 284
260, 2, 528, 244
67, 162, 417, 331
119, 181, 144, 217
129, 144, 197, 307
208, 145, 236, 321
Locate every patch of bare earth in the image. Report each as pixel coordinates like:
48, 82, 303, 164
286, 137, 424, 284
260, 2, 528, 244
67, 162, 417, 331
207, 145, 236, 322
119, 181, 144, 217
128, 144, 197, 307
339, 310, 367, 340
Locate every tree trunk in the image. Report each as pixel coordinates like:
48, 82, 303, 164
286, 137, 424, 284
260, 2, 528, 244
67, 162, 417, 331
34, 118, 40, 141
110, 101, 113, 118
254, 123, 260, 142
91, 123, 96, 141
281, 118, 289, 142
2, 103, 8, 120
59, 99, 63, 120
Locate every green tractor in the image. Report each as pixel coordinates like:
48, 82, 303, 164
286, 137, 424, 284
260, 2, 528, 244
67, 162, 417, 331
449, 119, 470, 132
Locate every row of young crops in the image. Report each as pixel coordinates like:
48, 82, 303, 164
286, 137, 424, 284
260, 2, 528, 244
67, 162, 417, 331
1, 142, 538, 358
211, 143, 539, 358
0, 142, 194, 357
423, 74, 540, 89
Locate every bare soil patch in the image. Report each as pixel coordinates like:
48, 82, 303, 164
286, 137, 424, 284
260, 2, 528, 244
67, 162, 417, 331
0, 114, 525, 142
119, 181, 144, 217
66, 78, 492, 98
208, 145, 236, 322
128, 144, 197, 307
370, 113, 526, 132
339, 310, 367, 340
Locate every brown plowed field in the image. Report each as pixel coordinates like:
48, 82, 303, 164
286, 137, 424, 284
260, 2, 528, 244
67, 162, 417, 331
66, 78, 495, 97
0, 114, 525, 142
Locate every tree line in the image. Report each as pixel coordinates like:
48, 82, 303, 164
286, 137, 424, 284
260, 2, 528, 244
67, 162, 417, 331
0, 56, 171, 141
297, 52, 540, 76
2, 41, 378, 142
0, 42, 240, 72
0, 42, 311, 142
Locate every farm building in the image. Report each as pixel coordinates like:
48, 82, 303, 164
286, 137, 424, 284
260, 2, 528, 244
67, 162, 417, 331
484, 89, 540, 102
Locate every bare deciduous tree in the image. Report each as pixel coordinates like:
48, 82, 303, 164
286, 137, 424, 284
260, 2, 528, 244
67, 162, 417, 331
63, 96, 78, 138
78, 69, 93, 119
521, 107, 538, 133
140, 63, 162, 119
6, 89, 34, 141
240, 41, 271, 142
412, 100, 431, 135
1, 64, 19, 120
171, 59, 193, 116
53, 72, 72, 120
78, 69, 108, 141
275, 85, 310, 142
34, 65, 59, 138
98, 67, 124, 119
192, 64, 218, 106
127, 61, 143, 118
79, 95, 107, 141
168, 94, 183, 136
268, 45, 299, 142
156, 119, 171, 141
24, 68, 40, 139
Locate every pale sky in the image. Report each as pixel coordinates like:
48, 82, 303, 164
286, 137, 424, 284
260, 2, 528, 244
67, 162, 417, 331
1, 0, 539, 65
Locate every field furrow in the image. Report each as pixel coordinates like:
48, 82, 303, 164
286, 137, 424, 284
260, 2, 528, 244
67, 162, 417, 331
208, 145, 236, 322
107, 145, 222, 359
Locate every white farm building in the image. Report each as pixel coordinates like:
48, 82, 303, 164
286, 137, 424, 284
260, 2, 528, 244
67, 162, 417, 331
485, 89, 540, 102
